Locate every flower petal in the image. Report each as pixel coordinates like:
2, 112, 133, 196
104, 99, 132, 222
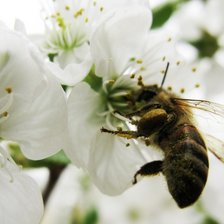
0, 27, 70, 159
48, 53, 93, 86
90, 5, 152, 79
67, 82, 104, 167
0, 145, 43, 224
88, 131, 158, 195
1, 73, 70, 160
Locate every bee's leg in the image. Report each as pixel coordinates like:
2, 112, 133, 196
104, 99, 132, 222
118, 103, 161, 118
133, 160, 163, 184
101, 127, 140, 139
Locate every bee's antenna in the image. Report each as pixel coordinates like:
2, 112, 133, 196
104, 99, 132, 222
160, 62, 170, 88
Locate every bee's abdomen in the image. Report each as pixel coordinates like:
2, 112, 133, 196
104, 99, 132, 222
161, 124, 209, 208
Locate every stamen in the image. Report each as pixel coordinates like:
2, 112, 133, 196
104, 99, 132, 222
195, 83, 200, 88
97, 110, 110, 117
0, 88, 13, 114
112, 102, 129, 108
110, 90, 130, 98
107, 102, 114, 113
105, 114, 116, 130
112, 112, 130, 122
5, 87, 12, 94
180, 88, 185, 94
65, 5, 70, 10
74, 8, 85, 18
136, 59, 143, 64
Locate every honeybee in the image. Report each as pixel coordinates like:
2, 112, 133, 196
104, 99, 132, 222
101, 63, 224, 208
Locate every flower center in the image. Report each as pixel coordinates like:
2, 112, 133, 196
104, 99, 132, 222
43, 1, 106, 58
44, 24, 88, 55
99, 77, 139, 129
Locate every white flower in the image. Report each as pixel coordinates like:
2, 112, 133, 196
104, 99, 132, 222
165, 0, 224, 61
67, 6, 183, 195
0, 24, 70, 160
0, 143, 43, 224
41, 0, 150, 85
199, 153, 224, 223
42, 165, 203, 224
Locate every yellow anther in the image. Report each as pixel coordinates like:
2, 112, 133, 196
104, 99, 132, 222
129, 57, 136, 62
138, 75, 143, 81
65, 5, 70, 10
167, 37, 172, 42
195, 83, 200, 88
85, 17, 89, 23
74, 8, 85, 18
2, 112, 8, 117
192, 67, 197, 72
56, 16, 65, 28
176, 61, 181, 66
130, 74, 135, 79
162, 56, 166, 61
5, 87, 12, 94
180, 88, 185, 94
136, 59, 143, 64
100, 6, 104, 12
167, 86, 172, 91
108, 80, 115, 85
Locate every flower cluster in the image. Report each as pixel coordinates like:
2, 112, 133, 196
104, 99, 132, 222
0, 24, 70, 223
1, 0, 224, 223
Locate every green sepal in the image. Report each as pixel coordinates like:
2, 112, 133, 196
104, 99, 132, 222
83, 66, 103, 92
9, 143, 70, 168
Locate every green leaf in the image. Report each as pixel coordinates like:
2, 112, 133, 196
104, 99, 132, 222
152, 2, 176, 29
151, 0, 189, 29
190, 31, 219, 58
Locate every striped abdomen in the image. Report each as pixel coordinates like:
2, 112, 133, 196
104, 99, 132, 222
160, 124, 209, 208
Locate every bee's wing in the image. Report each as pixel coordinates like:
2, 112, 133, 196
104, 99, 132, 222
174, 98, 224, 162
205, 134, 224, 162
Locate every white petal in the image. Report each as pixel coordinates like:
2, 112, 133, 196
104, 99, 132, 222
0, 27, 70, 159
0, 170, 43, 224
49, 54, 93, 86
88, 131, 155, 195
67, 82, 104, 167
1, 73, 70, 160
137, 31, 206, 99
200, 154, 224, 223
201, 61, 224, 101
91, 6, 152, 79
55, 43, 90, 68
14, 19, 27, 34
0, 145, 43, 224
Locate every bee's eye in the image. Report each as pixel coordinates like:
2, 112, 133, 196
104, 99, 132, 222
138, 89, 157, 101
